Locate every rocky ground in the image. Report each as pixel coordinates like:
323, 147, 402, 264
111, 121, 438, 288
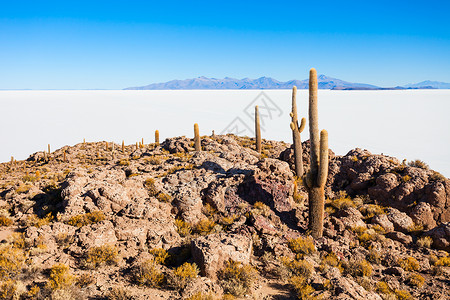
0, 134, 449, 300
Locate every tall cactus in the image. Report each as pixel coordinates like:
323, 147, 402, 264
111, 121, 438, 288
194, 123, 201, 151
255, 106, 261, 154
155, 130, 160, 145
289, 86, 306, 177
305, 68, 329, 239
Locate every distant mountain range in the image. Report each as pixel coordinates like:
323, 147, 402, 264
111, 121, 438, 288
124, 75, 450, 90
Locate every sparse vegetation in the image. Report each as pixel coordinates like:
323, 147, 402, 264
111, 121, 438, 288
288, 236, 315, 257
175, 219, 192, 237
134, 258, 164, 287
172, 262, 199, 289
398, 256, 420, 271
194, 218, 216, 235
67, 211, 105, 228
218, 260, 257, 297
84, 245, 119, 269
48, 263, 74, 290
406, 272, 425, 287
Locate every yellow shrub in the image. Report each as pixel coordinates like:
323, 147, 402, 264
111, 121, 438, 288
406, 273, 425, 287
27, 285, 40, 298
194, 218, 216, 235
48, 263, 74, 290
118, 159, 130, 166
27, 213, 53, 228
144, 178, 159, 196
0, 216, 13, 227
67, 211, 105, 228
359, 204, 385, 219
329, 191, 355, 210
106, 286, 133, 300
173, 262, 199, 289
175, 219, 192, 237
150, 248, 170, 265
156, 192, 172, 203
395, 289, 413, 300
15, 184, 32, 194
184, 292, 216, 300
376, 281, 393, 295
9, 233, 26, 249
290, 275, 315, 299
283, 258, 313, 277
0, 280, 16, 300
288, 236, 315, 256
134, 258, 164, 287
398, 257, 420, 271
218, 260, 257, 297
322, 252, 340, 268
434, 256, 450, 267
417, 236, 433, 248
75, 273, 95, 287
85, 245, 119, 269
0, 245, 26, 279
253, 201, 271, 216
350, 260, 373, 277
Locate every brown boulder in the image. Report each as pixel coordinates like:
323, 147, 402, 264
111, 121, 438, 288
191, 233, 252, 280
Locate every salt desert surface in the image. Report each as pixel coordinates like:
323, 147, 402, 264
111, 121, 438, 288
0, 89, 449, 177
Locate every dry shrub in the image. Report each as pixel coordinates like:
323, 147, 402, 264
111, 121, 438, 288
156, 192, 172, 202
149, 248, 170, 265
172, 262, 199, 290
416, 236, 433, 248
408, 160, 429, 170
281, 257, 313, 278
218, 260, 257, 297
349, 260, 373, 277
75, 273, 95, 287
288, 236, 315, 257
290, 275, 315, 299
144, 178, 159, 196
253, 201, 271, 217
194, 218, 216, 235
328, 191, 355, 210
15, 184, 32, 194
359, 204, 385, 219
0, 280, 16, 300
48, 263, 74, 290
394, 289, 413, 300
406, 273, 425, 288
27, 213, 53, 228
0, 216, 13, 227
429, 171, 446, 182
67, 211, 105, 228
134, 258, 164, 287
434, 256, 450, 267
398, 257, 420, 271
105, 286, 133, 300
184, 291, 216, 300
84, 245, 119, 269
0, 245, 26, 279
376, 281, 393, 295
175, 219, 192, 237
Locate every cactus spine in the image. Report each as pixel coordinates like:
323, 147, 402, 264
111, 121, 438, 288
194, 123, 201, 151
255, 106, 261, 154
305, 68, 329, 239
289, 86, 306, 177
155, 130, 160, 145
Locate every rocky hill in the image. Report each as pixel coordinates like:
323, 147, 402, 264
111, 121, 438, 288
0, 135, 449, 299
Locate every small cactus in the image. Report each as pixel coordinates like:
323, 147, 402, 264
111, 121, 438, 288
255, 106, 261, 154
48, 144, 51, 154
289, 86, 306, 177
122, 140, 125, 152
63, 150, 66, 162
155, 130, 160, 145
305, 68, 329, 239
194, 123, 201, 151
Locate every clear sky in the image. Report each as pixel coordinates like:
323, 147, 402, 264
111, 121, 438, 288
1, 0, 449, 89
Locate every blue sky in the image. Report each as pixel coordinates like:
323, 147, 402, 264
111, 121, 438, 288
1, 0, 449, 89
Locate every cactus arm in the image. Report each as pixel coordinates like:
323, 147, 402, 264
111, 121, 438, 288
308, 68, 319, 177
317, 130, 329, 187
299, 118, 306, 133
255, 106, 262, 154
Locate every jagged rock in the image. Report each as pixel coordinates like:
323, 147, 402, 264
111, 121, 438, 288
327, 267, 382, 299
386, 231, 413, 245
410, 202, 437, 229
77, 220, 117, 249
424, 222, 450, 251
181, 277, 223, 299
385, 208, 414, 232
191, 233, 252, 279
336, 207, 366, 229
371, 214, 395, 233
